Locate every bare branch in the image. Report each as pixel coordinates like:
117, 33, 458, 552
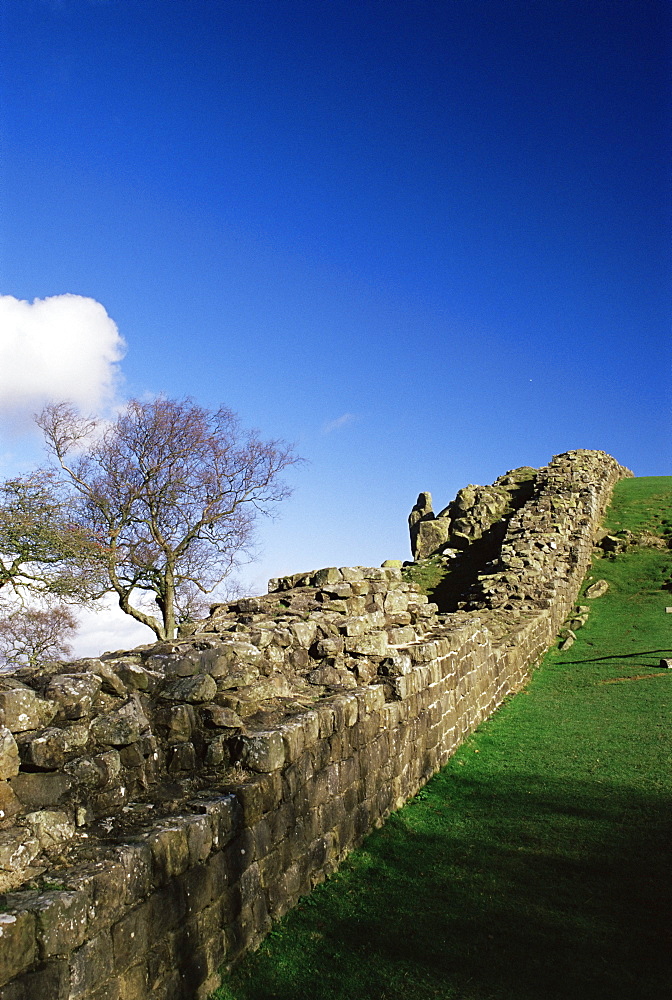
0, 602, 78, 668
37, 397, 300, 640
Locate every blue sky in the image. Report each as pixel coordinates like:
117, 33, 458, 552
0, 0, 669, 647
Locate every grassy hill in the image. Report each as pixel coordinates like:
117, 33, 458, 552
213, 477, 672, 1000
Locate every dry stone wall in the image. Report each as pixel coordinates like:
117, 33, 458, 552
0, 450, 631, 1000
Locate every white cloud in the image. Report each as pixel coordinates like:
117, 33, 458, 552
0, 294, 126, 428
70, 595, 155, 660
323, 412, 356, 434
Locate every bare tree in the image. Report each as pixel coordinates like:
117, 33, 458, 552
0, 474, 104, 604
38, 397, 299, 640
0, 603, 78, 668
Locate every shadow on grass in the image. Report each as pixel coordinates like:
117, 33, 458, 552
562, 648, 672, 665
222, 771, 672, 1000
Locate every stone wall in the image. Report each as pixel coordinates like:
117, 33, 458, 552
0, 451, 631, 1000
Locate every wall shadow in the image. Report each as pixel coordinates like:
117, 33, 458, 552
226, 770, 672, 1000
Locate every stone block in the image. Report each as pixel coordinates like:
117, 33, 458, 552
383, 591, 410, 614
311, 567, 343, 587
0, 959, 70, 1000
70, 931, 114, 996
66, 859, 127, 937
23, 810, 75, 853
585, 579, 609, 599
0, 728, 19, 780
161, 674, 217, 704
0, 781, 22, 827
10, 771, 72, 809
290, 621, 318, 648
300, 711, 320, 747
167, 742, 196, 773
232, 731, 285, 773
90, 698, 149, 747
65, 749, 121, 792
148, 824, 190, 882
0, 910, 36, 987
117, 963, 148, 1000
147, 881, 187, 938
362, 685, 385, 714
45, 673, 102, 720
344, 632, 389, 657
190, 794, 240, 846
313, 636, 344, 658
278, 719, 304, 763
0, 830, 41, 879
183, 814, 213, 865
22, 723, 89, 770
0, 688, 56, 733
31, 889, 89, 958
329, 692, 359, 728
113, 662, 151, 692
183, 859, 218, 915
387, 626, 416, 645
87, 661, 129, 699
111, 904, 150, 973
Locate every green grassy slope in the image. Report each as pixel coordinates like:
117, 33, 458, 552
214, 477, 672, 1000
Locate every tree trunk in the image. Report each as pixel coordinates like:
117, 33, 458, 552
162, 563, 176, 640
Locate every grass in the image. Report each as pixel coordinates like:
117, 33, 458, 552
213, 477, 672, 1000
603, 475, 672, 541
402, 555, 449, 596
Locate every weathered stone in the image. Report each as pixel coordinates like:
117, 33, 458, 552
22, 723, 89, 770
159, 703, 196, 742
69, 930, 114, 996
0, 830, 40, 875
290, 621, 318, 647
161, 673, 217, 704
0, 910, 36, 986
307, 665, 355, 688
45, 674, 102, 720
314, 636, 344, 658
10, 771, 72, 809
414, 517, 451, 560
387, 626, 416, 645
0, 958, 71, 1000
147, 824, 190, 880
0, 727, 20, 780
114, 662, 152, 691
288, 647, 310, 670
31, 889, 89, 957
201, 705, 244, 729
0, 780, 22, 827
343, 632, 389, 657
311, 567, 343, 587
233, 731, 285, 772
340, 615, 380, 637
163, 653, 200, 677
379, 654, 413, 677
90, 698, 149, 746
167, 742, 196, 772
213, 662, 260, 690
23, 810, 75, 853
64, 750, 121, 791
0, 687, 56, 733
585, 579, 609, 599
383, 591, 410, 615
88, 659, 129, 697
